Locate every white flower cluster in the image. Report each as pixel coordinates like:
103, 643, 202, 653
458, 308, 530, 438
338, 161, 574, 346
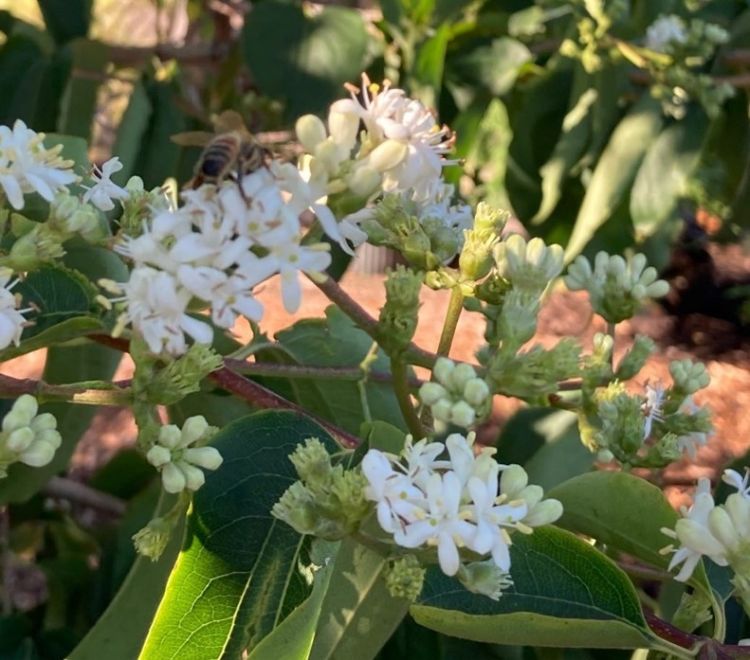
645, 15, 688, 51
362, 433, 562, 579
107, 164, 333, 355
146, 416, 223, 493
296, 75, 465, 249
419, 358, 491, 431
662, 469, 750, 586
0, 268, 29, 350
0, 395, 61, 475
0, 120, 77, 210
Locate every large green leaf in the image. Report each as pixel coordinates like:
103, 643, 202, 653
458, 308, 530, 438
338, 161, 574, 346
412, 526, 650, 649
37, 0, 91, 45
309, 539, 410, 660
548, 471, 678, 572
451, 38, 532, 98
57, 39, 108, 140
532, 69, 597, 225
630, 109, 709, 239
564, 95, 663, 262
140, 411, 341, 658
411, 23, 451, 109
242, 2, 368, 118
15, 264, 97, 339
112, 81, 153, 184
0, 34, 45, 126
70, 492, 184, 660
259, 306, 405, 435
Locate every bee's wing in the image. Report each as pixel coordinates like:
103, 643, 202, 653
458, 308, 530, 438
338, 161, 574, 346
170, 131, 214, 147
213, 110, 252, 138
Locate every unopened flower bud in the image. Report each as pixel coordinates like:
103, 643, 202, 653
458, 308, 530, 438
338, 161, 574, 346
183, 446, 223, 471
296, 115, 328, 153
6, 428, 33, 453
449, 363, 477, 391
433, 357, 454, 385
500, 464, 529, 498
347, 166, 381, 197
132, 516, 172, 561
524, 499, 563, 527
158, 425, 182, 450
431, 399, 453, 423
368, 140, 408, 172
419, 382, 447, 406
147, 445, 172, 467
290, 438, 332, 488
162, 462, 187, 493
451, 401, 476, 427
616, 335, 655, 380
179, 461, 206, 491
19, 441, 55, 467
463, 379, 490, 407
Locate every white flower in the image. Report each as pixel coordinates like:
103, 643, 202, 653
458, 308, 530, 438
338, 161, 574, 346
646, 15, 688, 51
642, 383, 666, 440
393, 471, 475, 576
723, 468, 750, 499
0, 269, 28, 349
350, 75, 453, 202
81, 157, 129, 211
0, 120, 77, 210
261, 241, 331, 313
116, 267, 213, 355
146, 416, 222, 493
662, 479, 727, 581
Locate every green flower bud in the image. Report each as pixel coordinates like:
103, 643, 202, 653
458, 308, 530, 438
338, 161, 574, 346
431, 399, 453, 423
4, 395, 38, 430
495, 235, 564, 294
419, 382, 447, 406
450, 401, 476, 427
463, 379, 490, 407
472, 203, 508, 238
147, 445, 172, 467
132, 516, 172, 562
346, 165, 381, 197
384, 555, 425, 602
433, 357, 455, 385
5, 427, 34, 453
670, 359, 710, 394
183, 446, 223, 471
162, 462, 187, 493
146, 344, 223, 405
459, 231, 497, 281
19, 441, 55, 467
457, 560, 513, 601
296, 115, 327, 153
180, 416, 211, 446
368, 140, 408, 172
158, 425, 182, 450
272, 481, 319, 535
179, 461, 206, 491
500, 464, 529, 498
616, 335, 655, 381
449, 363, 477, 391
290, 438, 332, 489
498, 290, 539, 347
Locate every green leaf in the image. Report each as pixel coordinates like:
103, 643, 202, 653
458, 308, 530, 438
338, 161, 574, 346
43, 133, 90, 170
0, 34, 45, 126
70, 492, 184, 660
37, 0, 91, 45
412, 526, 650, 648
0, 315, 102, 362
260, 306, 405, 435
57, 39, 108, 140
249, 551, 335, 660
309, 539, 410, 660
532, 74, 597, 225
112, 81, 153, 184
549, 472, 677, 571
452, 38, 532, 98
242, 2, 368, 119
140, 411, 341, 658
630, 108, 709, 240
564, 95, 663, 262
16, 265, 97, 339
411, 23, 451, 108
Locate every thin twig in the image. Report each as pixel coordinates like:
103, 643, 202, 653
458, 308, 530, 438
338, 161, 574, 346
0, 374, 131, 406
43, 477, 127, 516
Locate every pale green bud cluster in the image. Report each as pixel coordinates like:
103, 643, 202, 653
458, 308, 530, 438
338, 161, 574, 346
494, 235, 564, 296
457, 560, 513, 601
146, 416, 222, 493
0, 395, 62, 477
145, 344, 224, 405
500, 464, 564, 527
595, 386, 646, 458
49, 191, 103, 242
361, 195, 460, 271
485, 339, 580, 399
419, 357, 491, 431
3, 218, 65, 271
670, 359, 710, 396
377, 266, 423, 353
272, 438, 369, 540
384, 555, 425, 602
496, 290, 540, 347
565, 252, 669, 324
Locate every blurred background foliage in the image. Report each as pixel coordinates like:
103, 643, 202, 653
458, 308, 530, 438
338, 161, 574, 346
1, 0, 750, 657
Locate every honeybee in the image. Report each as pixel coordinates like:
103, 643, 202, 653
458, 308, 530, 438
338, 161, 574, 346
171, 110, 271, 191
